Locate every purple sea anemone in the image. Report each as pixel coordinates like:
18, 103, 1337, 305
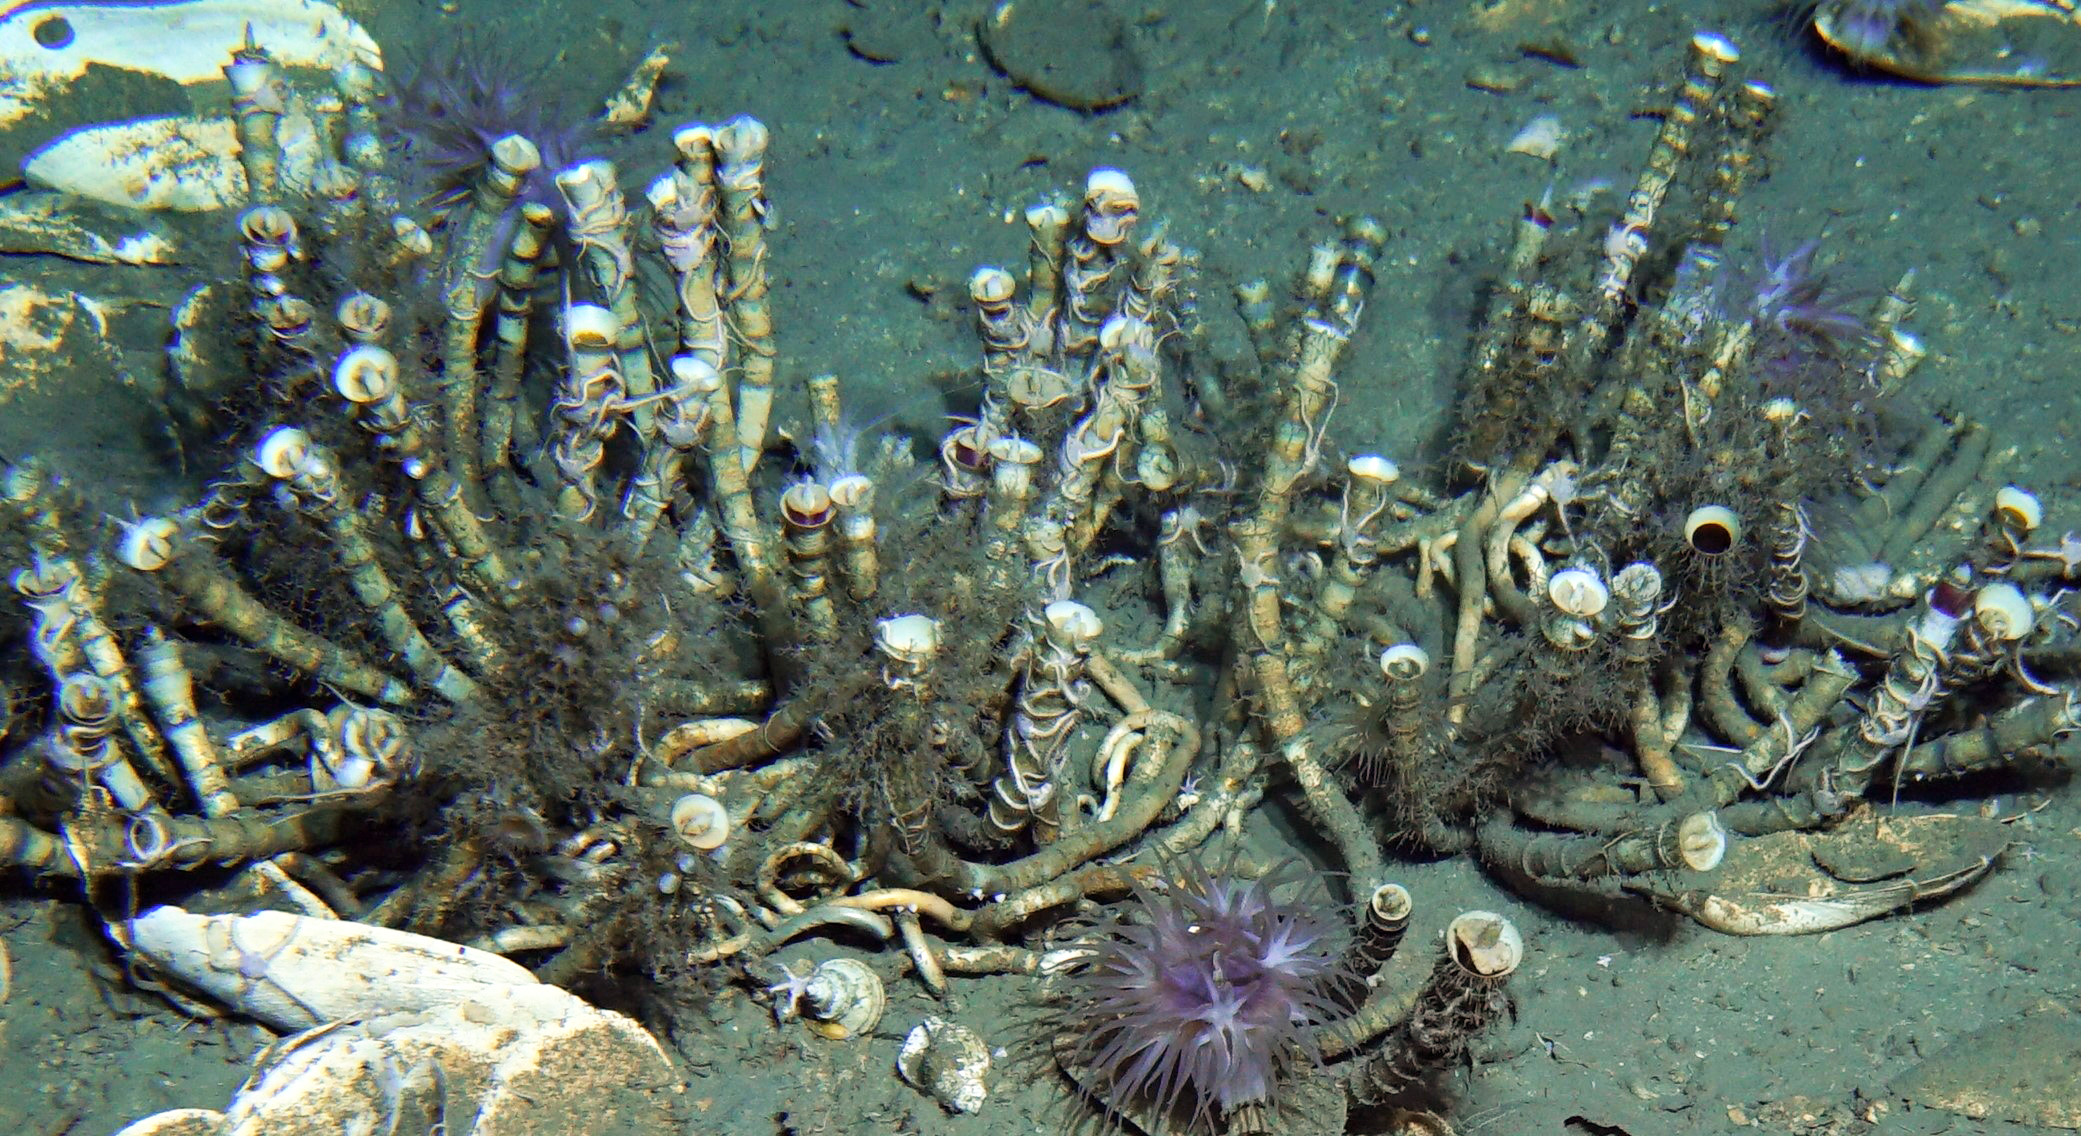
1727, 237, 1879, 397
1055, 856, 1353, 1130
381, 41, 600, 217
1744, 239, 1871, 351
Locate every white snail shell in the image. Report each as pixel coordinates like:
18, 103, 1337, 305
1973, 582, 2034, 642
875, 614, 941, 670
1683, 504, 1741, 556
897, 1016, 992, 1114
117, 517, 181, 572
970, 265, 1016, 305
255, 426, 315, 481
1368, 882, 1414, 925
803, 958, 884, 1040
1992, 485, 2042, 534
1378, 643, 1430, 682
669, 793, 730, 851
1446, 911, 1524, 979
1347, 453, 1400, 486
1546, 566, 1610, 619
1042, 600, 1101, 654
1675, 811, 1728, 872
331, 346, 399, 404
562, 303, 619, 350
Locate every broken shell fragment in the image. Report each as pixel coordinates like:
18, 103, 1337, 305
897, 1016, 992, 1114
1505, 114, 1566, 161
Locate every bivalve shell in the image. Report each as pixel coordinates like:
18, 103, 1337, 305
0, 0, 380, 129
110, 1109, 229, 1136
3, 0, 380, 209
897, 1016, 992, 1114
0, 191, 178, 262
21, 105, 340, 211
123, 905, 538, 1031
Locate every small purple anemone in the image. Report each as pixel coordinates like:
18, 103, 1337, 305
1746, 239, 1871, 350
1057, 856, 1353, 1129
1730, 238, 1877, 396
381, 41, 600, 217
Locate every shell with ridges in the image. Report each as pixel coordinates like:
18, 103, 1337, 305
803, 958, 883, 1039
897, 1016, 992, 1114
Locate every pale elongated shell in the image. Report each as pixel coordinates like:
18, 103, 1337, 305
897, 1016, 992, 1114
124, 906, 537, 1031
23, 107, 332, 212
110, 1109, 229, 1136
0, 191, 178, 263
0, 0, 381, 129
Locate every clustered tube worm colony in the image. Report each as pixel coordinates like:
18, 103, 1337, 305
0, 26, 2072, 1136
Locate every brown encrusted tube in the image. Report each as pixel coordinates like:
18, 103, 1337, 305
929, 713, 1199, 925
831, 888, 973, 932
1447, 472, 1523, 722
1899, 693, 2081, 782
682, 675, 870, 773
968, 861, 1163, 941
0, 815, 72, 875
1326, 882, 1414, 1012
1698, 619, 1767, 746
688, 902, 895, 965
756, 840, 855, 916
939, 943, 1046, 975
149, 537, 412, 707
1344, 911, 1524, 1103
66, 804, 355, 877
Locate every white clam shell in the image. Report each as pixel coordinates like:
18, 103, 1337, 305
897, 1016, 992, 1114
0, 0, 380, 129
23, 106, 332, 211
0, 191, 178, 262
110, 1109, 229, 1136
4, 0, 381, 209
124, 905, 538, 1031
